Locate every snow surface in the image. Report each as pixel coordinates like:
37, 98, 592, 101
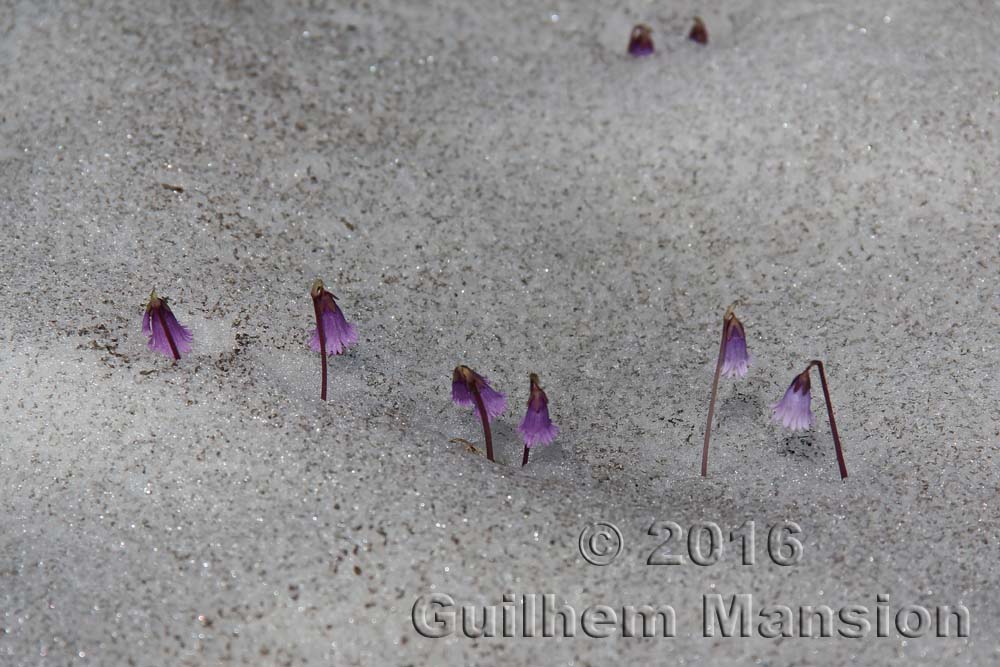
1, 0, 998, 664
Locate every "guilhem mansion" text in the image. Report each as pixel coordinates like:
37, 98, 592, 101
412, 593, 970, 639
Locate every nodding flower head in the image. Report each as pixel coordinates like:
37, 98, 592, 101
689, 17, 708, 44
628, 24, 654, 56
720, 308, 751, 378
452, 365, 507, 422
142, 289, 192, 360
309, 279, 358, 356
771, 368, 815, 432
518, 373, 559, 448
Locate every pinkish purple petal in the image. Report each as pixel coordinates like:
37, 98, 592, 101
721, 326, 750, 378
310, 300, 358, 355
771, 383, 814, 432
161, 307, 193, 352
144, 301, 192, 358
476, 381, 507, 422
451, 378, 474, 406
452, 367, 507, 422
518, 403, 559, 448
629, 42, 654, 56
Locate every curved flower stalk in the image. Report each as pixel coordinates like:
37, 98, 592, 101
771, 361, 848, 479
452, 365, 507, 463
310, 279, 358, 401
142, 290, 192, 360
628, 24, 654, 56
701, 306, 751, 476
518, 373, 559, 466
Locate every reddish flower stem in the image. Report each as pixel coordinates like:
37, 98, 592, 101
159, 310, 181, 361
313, 296, 328, 401
809, 360, 847, 480
521, 446, 529, 467
470, 384, 494, 462
701, 316, 731, 477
